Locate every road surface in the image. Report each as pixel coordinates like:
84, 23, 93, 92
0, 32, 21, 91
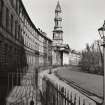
56, 66, 103, 98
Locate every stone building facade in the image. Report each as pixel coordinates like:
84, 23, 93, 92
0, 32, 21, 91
0, 0, 52, 104
69, 50, 81, 65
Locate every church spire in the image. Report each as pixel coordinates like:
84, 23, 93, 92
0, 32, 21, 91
55, 1, 61, 12
53, 1, 63, 45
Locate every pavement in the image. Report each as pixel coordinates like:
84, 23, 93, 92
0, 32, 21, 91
6, 66, 41, 105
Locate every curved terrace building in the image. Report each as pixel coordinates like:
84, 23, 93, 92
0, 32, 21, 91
0, 0, 52, 104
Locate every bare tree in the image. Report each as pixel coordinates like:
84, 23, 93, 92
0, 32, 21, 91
79, 40, 103, 75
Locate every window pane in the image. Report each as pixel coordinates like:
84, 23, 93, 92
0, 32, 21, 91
15, 21, 18, 39
0, 0, 3, 26
11, 15, 13, 34
6, 8, 9, 30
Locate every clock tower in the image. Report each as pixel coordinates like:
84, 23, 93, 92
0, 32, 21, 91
53, 1, 63, 45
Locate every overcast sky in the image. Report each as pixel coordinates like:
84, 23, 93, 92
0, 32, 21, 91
22, 0, 105, 51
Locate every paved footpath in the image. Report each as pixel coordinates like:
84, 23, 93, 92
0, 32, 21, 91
6, 66, 41, 105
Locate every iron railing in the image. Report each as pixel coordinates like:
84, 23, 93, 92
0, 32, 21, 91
41, 77, 102, 105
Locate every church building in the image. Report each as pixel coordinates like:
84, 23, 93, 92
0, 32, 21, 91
52, 1, 70, 66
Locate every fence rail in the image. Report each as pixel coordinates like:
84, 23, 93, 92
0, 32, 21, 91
41, 77, 102, 105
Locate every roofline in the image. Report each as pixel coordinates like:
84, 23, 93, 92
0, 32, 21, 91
21, 0, 52, 42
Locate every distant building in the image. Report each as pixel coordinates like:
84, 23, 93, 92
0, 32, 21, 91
52, 1, 70, 66
69, 50, 81, 65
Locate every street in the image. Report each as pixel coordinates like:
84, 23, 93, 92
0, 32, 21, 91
56, 66, 103, 98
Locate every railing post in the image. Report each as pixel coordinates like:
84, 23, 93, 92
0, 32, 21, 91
56, 84, 58, 105
70, 92, 73, 105
79, 97, 80, 105
67, 91, 69, 105
61, 87, 64, 105
64, 88, 66, 105
74, 94, 76, 105
35, 67, 38, 105
59, 85, 61, 105
83, 99, 85, 105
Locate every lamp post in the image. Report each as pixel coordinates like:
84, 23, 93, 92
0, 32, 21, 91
98, 20, 105, 105
48, 45, 53, 74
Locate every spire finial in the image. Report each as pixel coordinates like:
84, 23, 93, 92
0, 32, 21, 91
55, 0, 61, 12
